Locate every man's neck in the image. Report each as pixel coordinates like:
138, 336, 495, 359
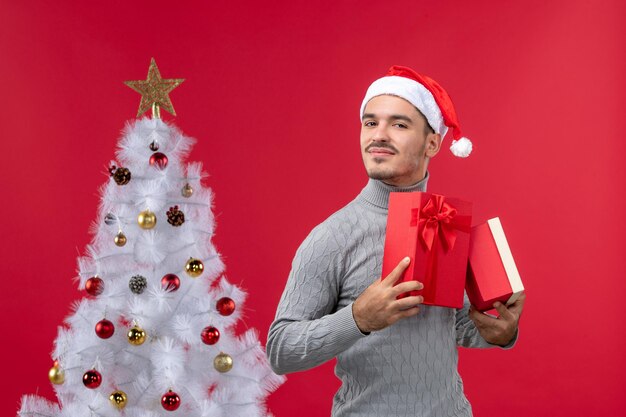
381, 176, 427, 188
358, 172, 429, 210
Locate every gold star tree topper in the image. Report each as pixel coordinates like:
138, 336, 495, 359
125, 58, 184, 118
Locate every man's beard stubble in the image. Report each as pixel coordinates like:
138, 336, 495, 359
364, 140, 426, 182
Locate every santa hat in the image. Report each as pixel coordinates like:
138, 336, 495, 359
360, 65, 472, 158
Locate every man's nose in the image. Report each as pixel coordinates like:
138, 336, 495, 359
371, 124, 389, 141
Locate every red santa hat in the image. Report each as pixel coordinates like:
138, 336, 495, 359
360, 65, 473, 158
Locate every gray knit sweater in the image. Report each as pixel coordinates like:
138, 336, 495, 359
267, 175, 515, 417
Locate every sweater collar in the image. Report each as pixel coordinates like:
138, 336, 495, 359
357, 172, 429, 209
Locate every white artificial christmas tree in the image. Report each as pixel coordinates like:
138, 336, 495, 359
19, 59, 284, 417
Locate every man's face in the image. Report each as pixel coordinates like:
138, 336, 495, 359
360, 95, 441, 186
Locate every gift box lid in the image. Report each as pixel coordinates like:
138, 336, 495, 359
488, 218, 523, 296
469, 217, 524, 306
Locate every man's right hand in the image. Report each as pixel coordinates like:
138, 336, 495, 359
352, 257, 424, 333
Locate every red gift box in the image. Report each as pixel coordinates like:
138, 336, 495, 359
466, 217, 524, 312
381, 192, 472, 308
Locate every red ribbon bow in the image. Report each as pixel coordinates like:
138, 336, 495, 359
411, 195, 458, 252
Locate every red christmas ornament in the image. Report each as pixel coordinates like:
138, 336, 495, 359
201, 326, 220, 345
161, 390, 181, 411
85, 277, 104, 296
161, 273, 181, 292
149, 152, 168, 169
82, 369, 102, 389
95, 319, 115, 339
216, 297, 236, 316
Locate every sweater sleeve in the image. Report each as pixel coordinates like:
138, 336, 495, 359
266, 224, 367, 375
455, 293, 518, 349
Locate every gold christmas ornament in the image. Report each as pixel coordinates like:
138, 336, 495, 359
114, 231, 127, 247
181, 183, 193, 198
48, 361, 65, 385
128, 325, 146, 345
213, 352, 233, 373
109, 390, 128, 410
124, 58, 184, 118
137, 210, 157, 229
185, 258, 204, 278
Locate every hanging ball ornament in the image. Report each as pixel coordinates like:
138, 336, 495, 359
109, 390, 128, 410
82, 369, 102, 389
127, 325, 146, 345
104, 213, 118, 226
129, 275, 148, 294
185, 258, 204, 278
201, 326, 220, 345
95, 319, 115, 339
85, 277, 104, 296
149, 140, 160, 151
166, 205, 185, 227
161, 390, 181, 411
181, 183, 193, 198
48, 361, 65, 385
109, 165, 131, 186
137, 210, 157, 229
114, 231, 127, 247
149, 152, 168, 170
161, 273, 180, 292
213, 352, 233, 373
216, 297, 236, 316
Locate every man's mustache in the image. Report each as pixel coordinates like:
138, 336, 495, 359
365, 142, 399, 153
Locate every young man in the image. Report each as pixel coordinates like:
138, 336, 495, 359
267, 65, 525, 417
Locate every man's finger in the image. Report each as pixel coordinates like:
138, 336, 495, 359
468, 306, 486, 324
392, 279, 423, 296
469, 306, 497, 326
508, 293, 526, 316
394, 295, 423, 310
493, 302, 515, 322
382, 257, 411, 286
391, 306, 420, 322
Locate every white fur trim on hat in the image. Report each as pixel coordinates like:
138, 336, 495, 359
360, 76, 448, 139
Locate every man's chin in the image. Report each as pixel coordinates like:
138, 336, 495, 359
366, 169, 396, 181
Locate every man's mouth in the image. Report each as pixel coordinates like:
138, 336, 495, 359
367, 147, 395, 156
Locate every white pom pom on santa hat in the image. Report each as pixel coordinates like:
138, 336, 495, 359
361, 65, 473, 158
450, 137, 473, 158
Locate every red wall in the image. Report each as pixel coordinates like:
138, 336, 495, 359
2, 1, 625, 416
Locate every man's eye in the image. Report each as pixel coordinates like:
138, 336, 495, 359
394, 123, 407, 128
364, 121, 376, 127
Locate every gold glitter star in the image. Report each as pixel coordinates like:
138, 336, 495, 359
124, 58, 184, 118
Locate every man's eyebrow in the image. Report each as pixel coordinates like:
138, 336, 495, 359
390, 114, 413, 123
362, 113, 413, 123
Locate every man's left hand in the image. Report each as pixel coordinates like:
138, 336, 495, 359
468, 293, 526, 346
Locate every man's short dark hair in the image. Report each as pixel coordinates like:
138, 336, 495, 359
415, 107, 435, 136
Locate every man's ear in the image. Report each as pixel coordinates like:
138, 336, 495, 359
425, 132, 442, 158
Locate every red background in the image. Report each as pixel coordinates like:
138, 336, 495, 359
2, 1, 625, 416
